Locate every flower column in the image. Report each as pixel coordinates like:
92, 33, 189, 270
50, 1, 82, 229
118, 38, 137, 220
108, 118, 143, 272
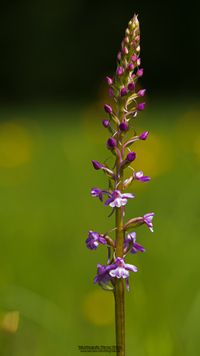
115, 145, 126, 355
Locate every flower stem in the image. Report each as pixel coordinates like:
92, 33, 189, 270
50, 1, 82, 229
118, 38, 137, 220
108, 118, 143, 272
114, 150, 125, 355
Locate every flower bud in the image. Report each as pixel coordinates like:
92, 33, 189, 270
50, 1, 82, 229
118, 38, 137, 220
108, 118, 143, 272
107, 137, 117, 149
122, 47, 129, 54
126, 152, 136, 162
139, 131, 149, 140
128, 82, 135, 91
136, 68, 144, 77
137, 58, 141, 66
137, 102, 145, 111
124, 36, 129, 44
105, 76, 113, 85
104, 104, 112, 114
92, 160, 103, 170
125, 28, 130, 36
119, 122, 128, 131
131, 54, 138, 62
120, 87, 128, 97
117, 52, 122, 61
102, 119, 110, 128
127, 63, 134, 71
116, 66, 124, 76
137, 89, 146, 97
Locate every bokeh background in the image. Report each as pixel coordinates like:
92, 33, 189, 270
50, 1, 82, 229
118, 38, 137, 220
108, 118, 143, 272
0, 1, 199, 355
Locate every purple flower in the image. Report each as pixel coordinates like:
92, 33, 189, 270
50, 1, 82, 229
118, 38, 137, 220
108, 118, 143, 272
119, 122, 128, 131
137, 89, 146, 97
136, 68, 144, 77
128, 82, 135, 91
105, 190, 135, 208
91, 187, 104, 201
107, 137, 117, 149
125, 232, 145, 253
109, 257, 137, 278
102, 119, 110, 128
86, 231, 107, 250
120, 87, 128, 97
126, 152, 136, 162
94, 264, 113, 285
139, 131, 149, 140
137, 102, 145, 111
116, 67, 124, 76
104, 104, 113, 114
143, 213, 154, 232
105, 76, 113, 85
135, 171, 151, 182
94, 257, 137, 290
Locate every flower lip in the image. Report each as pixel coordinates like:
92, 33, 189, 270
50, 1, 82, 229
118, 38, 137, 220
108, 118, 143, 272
104, 190, 135, 208
109, 257, 138, 278
135, 171, 151, 182
125, 231, 145, 254
143, 212, 155, 232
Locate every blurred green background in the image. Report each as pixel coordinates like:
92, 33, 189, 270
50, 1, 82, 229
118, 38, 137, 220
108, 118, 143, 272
0, 1, 199, 355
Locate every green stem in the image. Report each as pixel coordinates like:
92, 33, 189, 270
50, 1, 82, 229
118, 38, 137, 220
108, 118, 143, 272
114, 149, 125, 355
114, 207, 125, 356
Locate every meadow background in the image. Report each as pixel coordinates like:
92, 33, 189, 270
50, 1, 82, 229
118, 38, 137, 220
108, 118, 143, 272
0, 1, 199, 355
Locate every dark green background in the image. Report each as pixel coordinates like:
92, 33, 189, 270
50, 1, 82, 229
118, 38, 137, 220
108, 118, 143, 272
0, 0, 199, 101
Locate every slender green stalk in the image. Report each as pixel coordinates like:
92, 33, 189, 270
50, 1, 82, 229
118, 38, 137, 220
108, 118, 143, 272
114, 136, 125, 355
114, 207, 125, 355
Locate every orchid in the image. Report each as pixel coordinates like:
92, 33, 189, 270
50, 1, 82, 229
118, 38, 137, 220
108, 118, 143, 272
86, 14, 155, 355
104, 190, 135, 208
86, 231, 107, 250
